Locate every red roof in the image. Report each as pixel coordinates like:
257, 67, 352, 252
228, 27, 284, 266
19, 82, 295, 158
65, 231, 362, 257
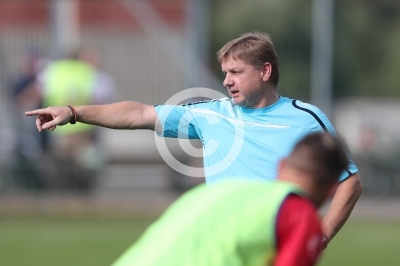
0, 0, 186, 29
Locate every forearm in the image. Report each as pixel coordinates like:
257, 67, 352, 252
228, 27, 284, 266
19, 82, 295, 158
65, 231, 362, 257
75, 101, 157, 130
321, 173, 362, 242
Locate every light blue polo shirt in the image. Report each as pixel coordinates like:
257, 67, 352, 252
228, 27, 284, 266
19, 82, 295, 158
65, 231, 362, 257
155, 96, 358, 184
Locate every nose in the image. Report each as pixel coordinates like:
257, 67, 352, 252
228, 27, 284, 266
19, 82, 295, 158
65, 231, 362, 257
223, 74, 233, 87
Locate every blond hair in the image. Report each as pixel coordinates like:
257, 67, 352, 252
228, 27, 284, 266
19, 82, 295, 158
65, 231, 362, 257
217, 31, 280, 88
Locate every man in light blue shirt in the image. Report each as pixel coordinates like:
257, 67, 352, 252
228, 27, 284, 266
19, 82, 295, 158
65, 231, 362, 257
155, 96, 357, 185
26, 31, 362, 249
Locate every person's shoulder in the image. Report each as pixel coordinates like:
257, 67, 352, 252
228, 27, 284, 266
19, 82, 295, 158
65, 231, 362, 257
154, 97, 234, 117
284, 194, 317, 209
280, 96, 327, 117
281, 96, 318, 110
165, 97, 233, 113
280, 194, 318, 218
180, 97, 231, 107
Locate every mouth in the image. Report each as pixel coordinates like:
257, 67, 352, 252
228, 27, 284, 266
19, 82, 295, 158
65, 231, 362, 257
229, 90, 240, 97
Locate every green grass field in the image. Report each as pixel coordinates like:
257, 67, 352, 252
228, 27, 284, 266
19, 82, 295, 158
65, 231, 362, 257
319, 219, 400, 266
0, 215, 399, 266
0, 215, 155, 266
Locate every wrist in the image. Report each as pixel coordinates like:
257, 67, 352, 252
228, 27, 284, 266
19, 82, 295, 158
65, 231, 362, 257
67, 105, 77, 124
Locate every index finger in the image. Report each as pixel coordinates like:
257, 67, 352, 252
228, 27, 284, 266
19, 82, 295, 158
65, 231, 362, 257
25, 109, 49, 116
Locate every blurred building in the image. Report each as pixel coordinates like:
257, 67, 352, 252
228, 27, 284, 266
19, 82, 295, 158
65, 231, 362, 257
334, 98, 400, 195
0, 0, 207, 191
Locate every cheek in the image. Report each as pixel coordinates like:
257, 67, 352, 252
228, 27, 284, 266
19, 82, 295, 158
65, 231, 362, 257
243, 79, 260, 94
238, 77, 254, 90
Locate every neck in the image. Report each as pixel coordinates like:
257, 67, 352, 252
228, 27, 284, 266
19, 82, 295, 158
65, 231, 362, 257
278, 168, 327, 208
251, 88, 279, 108
264, 91, 280, 107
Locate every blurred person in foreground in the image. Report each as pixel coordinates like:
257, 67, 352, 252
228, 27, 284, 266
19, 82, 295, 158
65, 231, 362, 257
25, 31, 362, 244
35, 48, 115, 189
112, 133, 349, 266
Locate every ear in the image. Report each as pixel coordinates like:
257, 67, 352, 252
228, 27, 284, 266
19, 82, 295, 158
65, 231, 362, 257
261, 62, 272, 82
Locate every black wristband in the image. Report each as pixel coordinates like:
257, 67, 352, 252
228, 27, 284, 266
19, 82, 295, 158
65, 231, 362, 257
67, 105, 77, 124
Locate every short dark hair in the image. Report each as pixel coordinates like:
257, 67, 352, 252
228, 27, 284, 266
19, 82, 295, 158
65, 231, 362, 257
216, 31, 280, 88
286, 133, 349, 186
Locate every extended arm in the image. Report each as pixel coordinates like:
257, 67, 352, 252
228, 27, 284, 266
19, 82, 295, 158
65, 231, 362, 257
321, 173, 362, 245
25, 101, 158, 132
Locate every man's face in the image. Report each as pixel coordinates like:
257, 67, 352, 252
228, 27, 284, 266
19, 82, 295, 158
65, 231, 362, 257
221, 57, 267, 108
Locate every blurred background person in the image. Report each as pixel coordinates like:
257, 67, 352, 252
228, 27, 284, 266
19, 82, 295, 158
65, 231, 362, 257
79, 48, 117, 106
36, 48, 116, 190
7, 46, 49, 189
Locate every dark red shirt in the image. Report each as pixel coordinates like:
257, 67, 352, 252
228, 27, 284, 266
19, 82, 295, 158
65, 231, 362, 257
274, 194, 323, 266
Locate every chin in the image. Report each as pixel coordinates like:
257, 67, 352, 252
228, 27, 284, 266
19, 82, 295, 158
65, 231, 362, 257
232, 98, 245, 106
